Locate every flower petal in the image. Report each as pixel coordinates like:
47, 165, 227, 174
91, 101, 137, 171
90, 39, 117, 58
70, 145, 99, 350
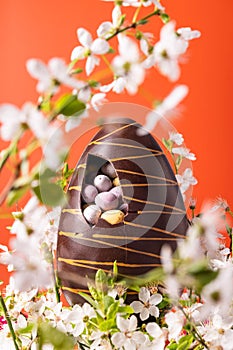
71, 46, 86, 61
91, 38, 110, 54
140, 307, 150, 321
150, 293, 162, 306
77, 28, 93, 48
131, 301, 143, 313
139, 287, 150, 303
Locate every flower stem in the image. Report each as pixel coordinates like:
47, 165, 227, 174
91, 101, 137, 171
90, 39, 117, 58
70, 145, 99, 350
0, 293, 20, 350
107, 9, 160, 41
52, 258, 61, 304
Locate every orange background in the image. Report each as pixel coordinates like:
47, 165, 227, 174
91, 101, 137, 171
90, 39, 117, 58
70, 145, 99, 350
0, 1, 233, 281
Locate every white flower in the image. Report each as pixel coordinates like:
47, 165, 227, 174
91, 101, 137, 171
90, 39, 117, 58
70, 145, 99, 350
200, 264, 233, 319
198, 314, 233, 350
97, 6, 122, 39
8, 235, 53, 291
169, 131, 184, 145
11, 196, 49, 239
177, 27, 201, 41
26, 58, 84, 94
139, 85, 188, 135
0, 102, 48, 142
91, 93, 107, 111
145, 323, 166, 350
172, 147, 196, 160
131, 287, 162, 321
111, 315, 146, 349
100, 77, 126, 94
165, 308, 185, 342
111, 35, 145, 94
71, 28, 110, 76
140, 32, 153, 56
104, 0, 165, 9
175, 168, 198, 193
144, 21, 199, 81
90, 330, 112, 350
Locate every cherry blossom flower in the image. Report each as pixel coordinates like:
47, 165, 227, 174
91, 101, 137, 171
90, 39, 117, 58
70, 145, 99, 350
71, 28, 110, 76
175, 168, 197, 193
103, 0, 164, 9
172, 147, 196, 160
99, 77, 126, 94
0, 102, 48, 141
97, 6, 122, 39
90, 330, 112, 350
177, 27, 201, 41
130, 287, 162, 321
139, 85, 188, 135
111, 35, 145, 94
169, 131, 184, 145
11, 196, 49, 239
200, 264, 233, 319
198, 313, 233, 350
26, 58, 85, 94
144, 21, 200, 81
145, 323, 166, 350
7, 235, 53, 291
111, 315, 146, 349
165, 308, 185, 342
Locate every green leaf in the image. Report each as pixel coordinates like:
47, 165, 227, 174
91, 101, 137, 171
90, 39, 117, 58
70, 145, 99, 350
177, 334, 194, 350
99, 318, 116, 332
160, 13, 170, 24
17, 323, 34, 334
78, 292, 97, 308
33, 182, 66, 207
103, 295, 115, 312
107, 301, 119, 319
138, 19, 148, 25
55, 93, 86, 117
6, 185, 29, 206
162, 138, 173, 151
38, 323, 74, 350
118, 305, 134, 315
95, 269, 108, 294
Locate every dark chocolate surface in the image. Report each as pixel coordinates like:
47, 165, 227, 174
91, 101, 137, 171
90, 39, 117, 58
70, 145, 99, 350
57, 119, 188, 304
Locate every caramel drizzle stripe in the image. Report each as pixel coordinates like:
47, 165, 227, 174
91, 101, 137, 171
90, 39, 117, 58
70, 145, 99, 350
59, 257, 161, 268
58, 258, 145, 280
90, 141, 162, 155
77, 163, 86, 169
68, 186, 81, 191
110, 153, 162, 162
62, 286, 138, 295
123, 195, 185, 214
123, 221, 186, 239
62, 208, 82, 215
91, 122, 138, 143
137, 210, 184, 215
92, 234, 178, 241
59, 231, 162, 259
121, 183, 176, 187
116, 169, 177, 185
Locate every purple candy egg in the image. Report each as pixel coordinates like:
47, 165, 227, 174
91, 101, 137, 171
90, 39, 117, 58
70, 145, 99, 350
95, 192, 119, 211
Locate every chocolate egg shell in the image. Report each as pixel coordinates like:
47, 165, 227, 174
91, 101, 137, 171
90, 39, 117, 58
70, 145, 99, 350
57, 119, 188, 305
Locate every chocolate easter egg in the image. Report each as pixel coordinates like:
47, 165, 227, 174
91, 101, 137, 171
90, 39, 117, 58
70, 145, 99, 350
57, 119, 188, 305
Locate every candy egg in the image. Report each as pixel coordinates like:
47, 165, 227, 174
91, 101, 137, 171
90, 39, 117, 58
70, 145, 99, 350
119, 202, 129, 214
95, 192, 119, 211
94, 174, 112, 192
109, 186, 123, 199
101, 162, 117, 178
83, 205, 101, 225
82, 184, 98, 203
113, 177, 120, 187
101, 210, 125, 225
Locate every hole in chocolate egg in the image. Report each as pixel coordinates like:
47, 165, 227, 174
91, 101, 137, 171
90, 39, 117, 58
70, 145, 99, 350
80, 154, 128, 227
